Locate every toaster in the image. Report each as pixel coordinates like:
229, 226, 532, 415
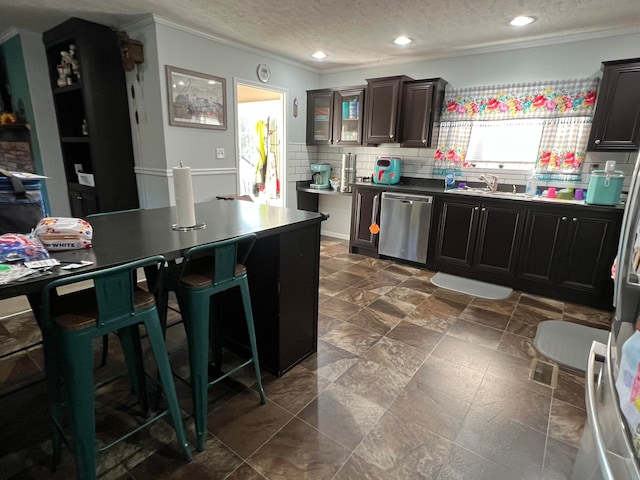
374, 157, 402, 184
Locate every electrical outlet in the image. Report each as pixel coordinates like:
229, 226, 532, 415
216, 148, 225, 159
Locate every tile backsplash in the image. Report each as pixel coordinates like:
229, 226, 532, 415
288, 142, 637, 191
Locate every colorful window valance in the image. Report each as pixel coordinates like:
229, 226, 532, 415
435, 77, 600, 180
441, 78, 598, 120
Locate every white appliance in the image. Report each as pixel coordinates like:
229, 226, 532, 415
572, 150, 640, 480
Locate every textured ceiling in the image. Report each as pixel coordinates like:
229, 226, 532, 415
1, 0, 639, 71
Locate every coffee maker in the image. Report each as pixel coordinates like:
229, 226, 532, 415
310, 163, 331, 189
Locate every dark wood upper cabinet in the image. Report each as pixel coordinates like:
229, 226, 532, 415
332, 88, 365, 146
43, 17, 139, 216
400, 78, 447, 148
363, 75, 412, 145
306, 89, 334, 145
306, 87, 364, 146
588, 58, 640, 151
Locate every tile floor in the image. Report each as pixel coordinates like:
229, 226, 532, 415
0, 237, 612, 479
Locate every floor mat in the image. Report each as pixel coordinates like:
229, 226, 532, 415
430, 272, 512, 300
534, 320, 609, 372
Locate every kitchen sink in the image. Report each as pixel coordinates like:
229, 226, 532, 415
444, 187, 587, 204
444, 188, 532, 200
483, 190, 530, 199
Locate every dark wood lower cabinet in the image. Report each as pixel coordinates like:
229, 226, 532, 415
517, 205, 621, 308
431, 196, 523, 278
220, 223, 320, 376
349, 186, 382, 257
430, 195, 622, 309
474, 202, 524, 275
432, 198, 477, 268
68, 186, 99, 217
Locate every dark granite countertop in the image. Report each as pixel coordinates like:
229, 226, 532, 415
298, 177, 624, 211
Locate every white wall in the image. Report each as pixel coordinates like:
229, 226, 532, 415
319, 33, 640, 88
122, 15, 320, 209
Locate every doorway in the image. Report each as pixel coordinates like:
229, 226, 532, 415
235, 81, 285, 206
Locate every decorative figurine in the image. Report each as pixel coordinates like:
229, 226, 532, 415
56, 65, 67, 87
68, 44, 80, 80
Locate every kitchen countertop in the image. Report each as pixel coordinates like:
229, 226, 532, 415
349, 180, 626, 210
297, 177, 625, 210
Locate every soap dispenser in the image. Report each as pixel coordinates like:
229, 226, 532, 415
525, 171, 537, 198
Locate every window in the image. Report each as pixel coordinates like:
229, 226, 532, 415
465, 120, 544, 170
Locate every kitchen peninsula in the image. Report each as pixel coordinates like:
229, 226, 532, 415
0, 200, 323, 376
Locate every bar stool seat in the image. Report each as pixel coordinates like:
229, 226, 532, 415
40, 256, 192, 480
166, 233, 266, 452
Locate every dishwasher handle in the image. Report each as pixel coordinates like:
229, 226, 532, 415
381, 192, 433, 204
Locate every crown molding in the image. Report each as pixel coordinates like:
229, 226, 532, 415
321, 25, 640, 75
136, 13, 322, 74
116, 13, 640, 77
0, 27, 19, 44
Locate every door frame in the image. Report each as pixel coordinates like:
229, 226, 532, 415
233, 78, 287, 206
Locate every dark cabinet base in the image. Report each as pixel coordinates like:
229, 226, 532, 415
349, 186, 382, 258
223, 223, 320, 376
429, 196, 622, 310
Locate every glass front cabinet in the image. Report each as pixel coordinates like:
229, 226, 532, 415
306, 87, 364, 146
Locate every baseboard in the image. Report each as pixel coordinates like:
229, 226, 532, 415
320, 229, 349, 241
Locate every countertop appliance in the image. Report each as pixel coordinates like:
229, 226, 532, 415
586, 169, 625, 205
310, 163, 331, 189
570, 150, 640, 480
374, 157, 401, 185
378, 192, 432, 263
339, 153, 356, 193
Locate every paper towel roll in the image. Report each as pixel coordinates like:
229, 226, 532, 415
173, 165, 196, 227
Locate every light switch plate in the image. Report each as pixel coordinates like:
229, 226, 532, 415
216, 148, 225, 159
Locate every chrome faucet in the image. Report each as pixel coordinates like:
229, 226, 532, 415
478, 174, 499, 192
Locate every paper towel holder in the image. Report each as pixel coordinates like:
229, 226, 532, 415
172, 161, 206, 231
171, 222, 206, 231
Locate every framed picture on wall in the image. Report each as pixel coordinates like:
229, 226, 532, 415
166, 65, 227, 130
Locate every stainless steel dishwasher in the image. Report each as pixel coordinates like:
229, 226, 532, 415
378, 192, 433, 263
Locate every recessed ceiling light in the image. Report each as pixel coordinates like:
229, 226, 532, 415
509, 16, 536, 27
394, 36, 412, 45
312, 51, 327, 59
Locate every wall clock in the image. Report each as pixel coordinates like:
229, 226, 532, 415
257, 64, 271, 83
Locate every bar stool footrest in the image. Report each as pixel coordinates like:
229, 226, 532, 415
207, 358, 254, 389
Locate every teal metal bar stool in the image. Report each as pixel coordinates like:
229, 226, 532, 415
169, 233, 266, 451
86, 209, 142, 368
40, 255, 192, 479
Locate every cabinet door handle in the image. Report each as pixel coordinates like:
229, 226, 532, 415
76, 196, 83, 200
481, 207, 486, 212
474, 206, 479, 211
562, 216, 567, 221
422, 139, 427, 144
572, 217, 578, 221
595, 139, 601, 145
389, 135, 394, 139
371, 194, 379, 224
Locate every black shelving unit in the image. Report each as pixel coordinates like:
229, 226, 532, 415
43, 17, 139, 216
